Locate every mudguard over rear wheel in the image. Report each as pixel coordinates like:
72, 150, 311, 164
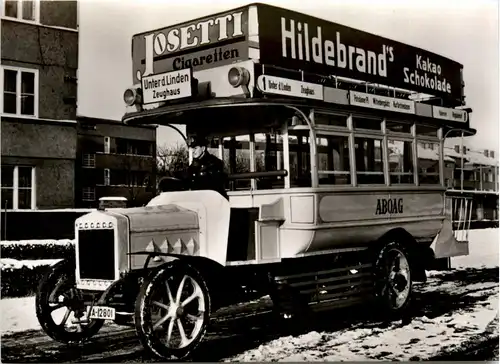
35, 259, 105, 344
373, 241, 413, 317
134, 261, 211, 361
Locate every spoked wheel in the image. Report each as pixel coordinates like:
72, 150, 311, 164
135, 262, 211, 361
373, 242, 413, 316
35, 260, 104, 343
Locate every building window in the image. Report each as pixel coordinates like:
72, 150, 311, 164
317, 134, 351, 185
82, 154, 95, 168
2, 66, 38, 117
3, 0, 39, 22
104, 169, 110, 186
82, 187, 95, 201
1, 165, 36, 209
115, 138, 152, 156
104, 137, 110, 154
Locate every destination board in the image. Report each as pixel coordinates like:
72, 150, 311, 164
349, 91, 415, 114
256, 75, 323, 100
432, 105, 468, 123
141, 69, 192, 105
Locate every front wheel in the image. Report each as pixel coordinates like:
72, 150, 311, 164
134, 262, 211, 361
35, 259, 105, 343
373, 241, 413, 317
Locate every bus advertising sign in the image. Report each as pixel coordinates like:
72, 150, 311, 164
132, 8, 249, 84
349, 91, 415, 114
256, 75, 324, 100
256, 4, 464, 102
141, 69, 192, 105
432, 105, 468, 123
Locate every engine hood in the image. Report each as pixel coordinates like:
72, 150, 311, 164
107, 204, 199, 233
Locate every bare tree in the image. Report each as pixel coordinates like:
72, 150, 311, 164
157, 143, 189, 178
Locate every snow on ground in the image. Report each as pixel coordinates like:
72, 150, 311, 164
0, 258, 62, 270
1, 239, 74, 246
450, 228, 499, 269
1, 296, 39, 334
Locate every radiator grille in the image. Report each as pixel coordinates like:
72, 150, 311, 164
78, 229, 115, 280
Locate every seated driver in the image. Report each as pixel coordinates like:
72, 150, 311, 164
186, 136, 229, 200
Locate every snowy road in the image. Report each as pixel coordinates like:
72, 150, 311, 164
1, 266, 498, 362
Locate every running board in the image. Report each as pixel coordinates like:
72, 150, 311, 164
308, 295, 371, 312
273, 262, 374, 308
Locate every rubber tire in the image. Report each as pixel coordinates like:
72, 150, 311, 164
134, 262, 211, 361
35, 259, 105, 344
373, 241, 413, 319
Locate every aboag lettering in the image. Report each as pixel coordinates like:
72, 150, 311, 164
375, 198, 403, 215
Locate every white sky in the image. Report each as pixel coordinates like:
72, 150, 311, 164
77, 0, 499, 152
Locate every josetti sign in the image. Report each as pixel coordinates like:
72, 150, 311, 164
131, 8, 249, 84
256, 4, 464, 102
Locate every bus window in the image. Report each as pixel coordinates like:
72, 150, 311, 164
386, 120, 412, 134
254, 131, 285, 190
353, 116, 382, 131
388, 140, 414, 184
355, 137, 384, 184
416, 124, 439, 138
314, 113, 348, 128
222, 135, 251, 190
417, 141, 441, 184
317, 134, 351, 185
289, 130, 312, 187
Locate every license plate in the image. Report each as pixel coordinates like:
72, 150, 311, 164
88, 306, 115, 320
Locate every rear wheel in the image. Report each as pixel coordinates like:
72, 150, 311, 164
135, 262, 211, 361
35, 259, 105, 343
373, 241, 413, 317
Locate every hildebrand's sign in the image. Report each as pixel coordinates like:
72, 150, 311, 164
256, 4, 463, 102
132, 8, 249, 83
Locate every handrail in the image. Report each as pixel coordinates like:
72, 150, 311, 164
227, 170, 288, 180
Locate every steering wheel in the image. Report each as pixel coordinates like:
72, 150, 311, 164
158, 176, 188, 193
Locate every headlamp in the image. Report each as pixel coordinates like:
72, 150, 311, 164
228, 67, 250, 88
123, 87, 142, 106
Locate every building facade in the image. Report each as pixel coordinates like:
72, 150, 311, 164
76, 116, 157, 208
1, 0, 79, 209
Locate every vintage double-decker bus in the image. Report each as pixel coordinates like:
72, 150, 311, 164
35, 3, 476, 360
